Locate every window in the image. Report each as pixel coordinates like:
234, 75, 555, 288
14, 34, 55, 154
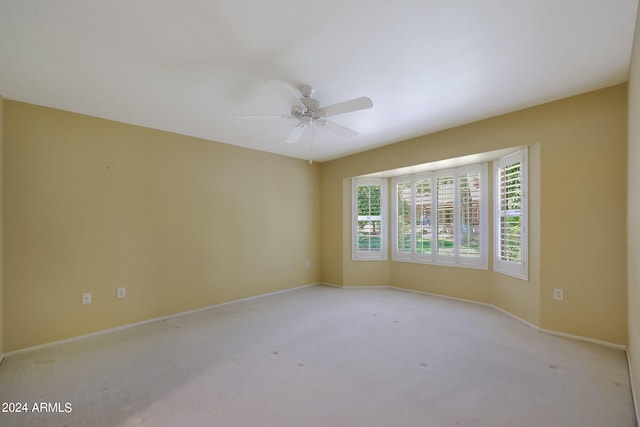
494, 148, 528, 279
353, 178, 387, 260
392, 164, 487, 268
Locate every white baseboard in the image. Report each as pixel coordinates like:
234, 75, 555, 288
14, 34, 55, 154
342, 285, 393, 289
485, 301, 542, 332
351, 285, 628, 351
626, 349, 640, 426
317, 282, 342, 288
540, 327, 626, 351
4, 282, 628, 357
389, 286, 627, 350
4, 282, 320, 358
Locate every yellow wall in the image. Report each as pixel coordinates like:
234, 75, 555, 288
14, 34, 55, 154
0, 94, 4, 358
539, 89, 627, 342
628, 5, 640, 417
1, 83, 630, 353
320, 84, 627, 345
3, 100, 321, 352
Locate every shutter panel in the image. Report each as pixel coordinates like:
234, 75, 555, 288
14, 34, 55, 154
459, 171, 481, 258
357, 183, 382, 252
494, 148, 527, 279
498, 161, 522, 262
353, 177, 387, 260
396, 180, 412, 254
414, 176, 432, 255
436, 175, 455, 256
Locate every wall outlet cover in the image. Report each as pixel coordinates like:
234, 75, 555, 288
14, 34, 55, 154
553, 288, 564, 301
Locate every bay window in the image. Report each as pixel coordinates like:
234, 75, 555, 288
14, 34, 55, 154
392, 164, 487, 269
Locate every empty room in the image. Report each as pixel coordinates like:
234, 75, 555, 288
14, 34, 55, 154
2, 0, 640, 426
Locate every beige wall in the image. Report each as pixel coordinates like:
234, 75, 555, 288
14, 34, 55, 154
0, 94, 3, 358
3, 100, 321, 352
1, 81, 630, 353
539, 89, 627, 343
628, 5, 640, 417
320, 84, 627, 345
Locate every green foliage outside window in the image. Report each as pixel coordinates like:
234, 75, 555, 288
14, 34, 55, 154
357, 184, 382, 252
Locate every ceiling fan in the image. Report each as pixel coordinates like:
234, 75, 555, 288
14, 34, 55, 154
243, 80, 373, 144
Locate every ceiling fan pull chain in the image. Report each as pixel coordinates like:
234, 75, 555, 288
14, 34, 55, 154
309, 121, 315, 164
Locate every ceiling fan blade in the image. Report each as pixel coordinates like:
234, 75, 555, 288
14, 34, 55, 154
237, 114, 293, 120
268, 80, 305, 109
285, 124, 307, 143
316, 119, 359, 138
318, 96, 373, 118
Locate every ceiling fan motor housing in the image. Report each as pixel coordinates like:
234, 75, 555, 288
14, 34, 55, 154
292, 95, 325, 122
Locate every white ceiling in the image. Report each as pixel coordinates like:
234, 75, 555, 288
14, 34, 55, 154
0, 1, 638, 162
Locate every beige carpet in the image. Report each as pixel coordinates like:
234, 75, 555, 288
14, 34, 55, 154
0, 285, 635, 426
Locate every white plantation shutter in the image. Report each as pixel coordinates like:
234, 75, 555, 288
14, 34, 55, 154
391, 166, 486, 268
414, 175, 432, 258
494, 149, 528, 279
458, 168, 482, 259
436, 173, 455, 258
393, 177, 412, 258
353, 178, 387, 260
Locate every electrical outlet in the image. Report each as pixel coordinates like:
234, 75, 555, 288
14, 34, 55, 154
553, 288, 564, 301
117, 287, 126, 299
82, 292, 92, 304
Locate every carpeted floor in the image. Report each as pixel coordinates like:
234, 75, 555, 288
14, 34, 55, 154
0, 285, 636, 426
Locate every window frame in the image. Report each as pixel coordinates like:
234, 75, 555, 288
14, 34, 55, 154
391, 163, 488, 269
493, 148, 528, 280
352, 177, 388, 261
